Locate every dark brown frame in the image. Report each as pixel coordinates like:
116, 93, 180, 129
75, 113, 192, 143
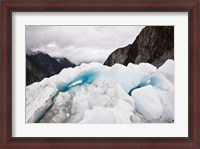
0, 0, 199, 148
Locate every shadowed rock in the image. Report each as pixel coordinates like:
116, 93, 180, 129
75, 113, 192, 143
104, 26, 174, 68
26, 52, 76, 86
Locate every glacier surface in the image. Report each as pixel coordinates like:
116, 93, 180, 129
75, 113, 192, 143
26, 59, 174, 123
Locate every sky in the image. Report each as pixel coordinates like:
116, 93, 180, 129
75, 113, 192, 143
26, 26, 145, 65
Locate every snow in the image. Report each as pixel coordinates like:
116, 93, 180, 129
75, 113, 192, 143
26, 59, 174, 123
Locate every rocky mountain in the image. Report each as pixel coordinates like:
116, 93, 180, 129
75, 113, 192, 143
26, 52, 75, 86
104, 26, 174, 68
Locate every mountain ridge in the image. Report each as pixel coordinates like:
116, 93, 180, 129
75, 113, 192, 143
104, 26, 174, 67
26, 52, 76, 86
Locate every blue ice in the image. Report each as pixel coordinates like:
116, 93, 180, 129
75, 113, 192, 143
57, 70, 99, 92
128, 75, 159, 95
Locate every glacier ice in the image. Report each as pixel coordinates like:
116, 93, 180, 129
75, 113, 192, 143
131, 85, 163, 121
26, 60, 174, 123
26, 86, 58, 123
57, 70, 99, 92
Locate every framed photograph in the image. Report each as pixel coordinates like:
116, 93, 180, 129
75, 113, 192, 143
0, 0, 199, 148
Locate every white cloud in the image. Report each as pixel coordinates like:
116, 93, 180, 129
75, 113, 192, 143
26, 26, 145, 64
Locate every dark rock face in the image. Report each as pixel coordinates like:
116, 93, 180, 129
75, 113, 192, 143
26, 52, 75, 86
104, 26, 174, 67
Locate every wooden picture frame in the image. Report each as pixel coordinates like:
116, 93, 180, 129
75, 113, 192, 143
0, 0, 199, 148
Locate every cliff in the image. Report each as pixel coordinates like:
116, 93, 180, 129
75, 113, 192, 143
104, 26, 174, 67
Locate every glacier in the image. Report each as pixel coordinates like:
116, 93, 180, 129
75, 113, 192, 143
26, 59, 174, 123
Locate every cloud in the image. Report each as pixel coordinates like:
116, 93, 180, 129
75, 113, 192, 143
26, 26, 145, 64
